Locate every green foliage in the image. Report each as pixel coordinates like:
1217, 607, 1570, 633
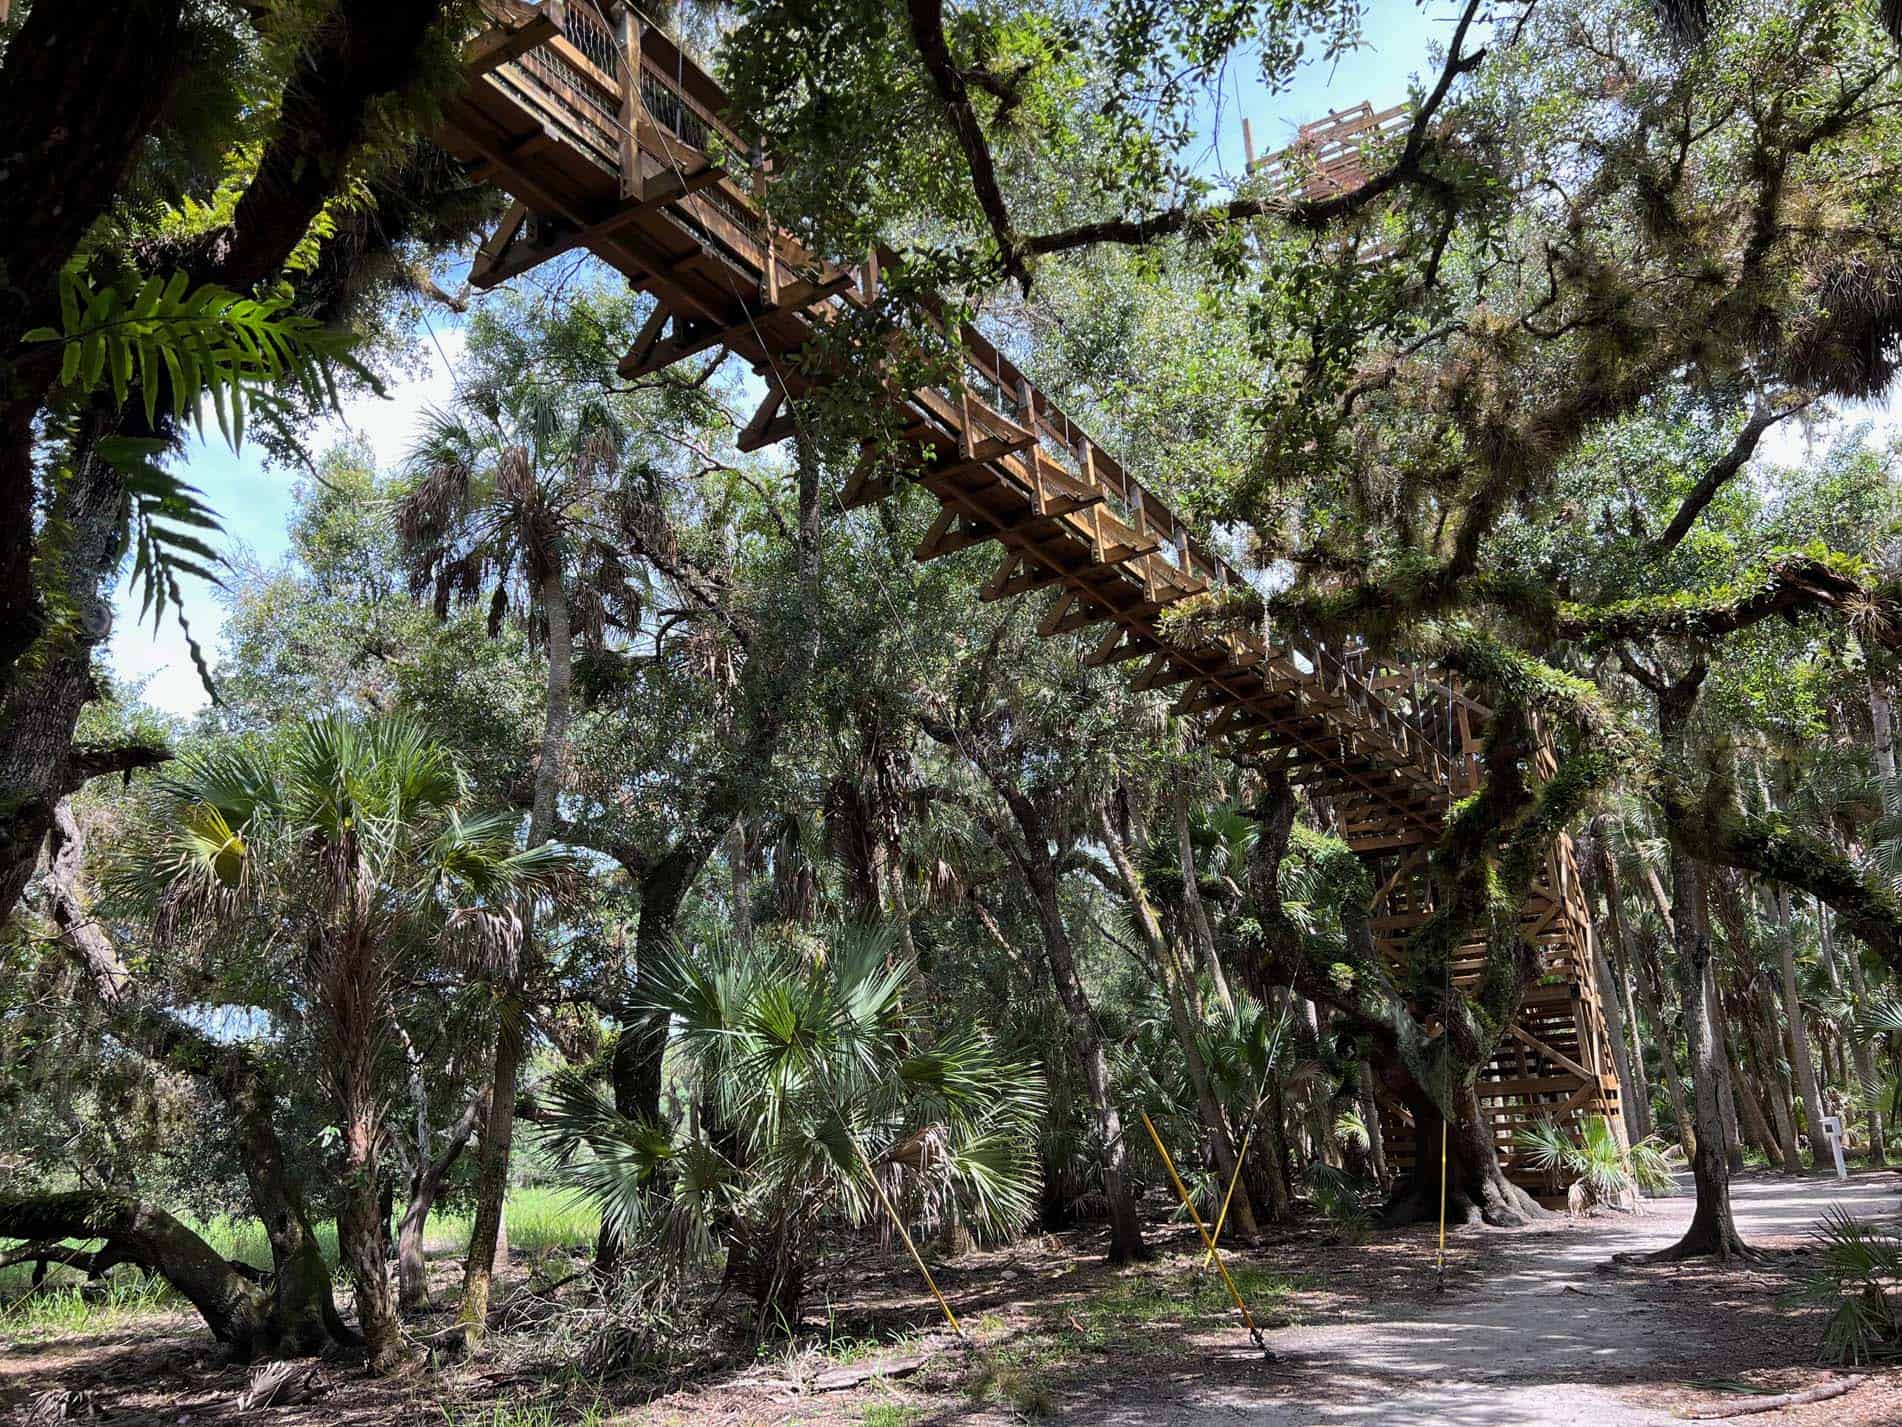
542, 924, 1043, 1324
1304, 1160, 1372, 1244
1796, 1209, 1902, 1365
20, 264, 365, 693
1513, 1115, 1674, 1212
26, 266, 355, 441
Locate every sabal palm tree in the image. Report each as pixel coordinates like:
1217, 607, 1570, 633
1515, 1115, 1675, 1215
119, 715, 572, 1372
543, 923, 1044, 1333
398, 378, 634, 1338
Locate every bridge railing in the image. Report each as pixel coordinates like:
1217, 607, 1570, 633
470, 0, 1454, 801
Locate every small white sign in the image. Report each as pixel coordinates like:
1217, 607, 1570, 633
1819, 1115, 1849, 1181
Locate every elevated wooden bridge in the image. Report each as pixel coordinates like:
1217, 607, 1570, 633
438, 0, 1627, 1196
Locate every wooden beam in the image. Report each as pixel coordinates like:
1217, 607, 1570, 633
464, 13, 557, 77
736, 387, 791, 452
469, 159, 729, 290
1036, 589, 1114, 638
1507, 1024, 1595, 1084
622, 301, 673, 376
617, 272, 854, 378
1086, 625, 1153, 667
913, 508, 960, 562
468, 200, 531, 288
617, 7, 643, 198
981, 556, 1069, 602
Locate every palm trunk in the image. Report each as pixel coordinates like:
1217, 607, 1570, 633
1593, 935, 1647, 1143
1735, 989, 1793, 1166
1836, 906, 1888, 1164
1635, 929, 1695, 1156
1771, 887, 1827, 1164
729, 819, 755, 945
338, 1113, 401, 1373
457, 1006, 525, 1341
1359, 1061, 1389, 1185
1712, 972, 1744, 1171
1584, 825, 1652, 1140
1098, 807, 1258, 1243
459, 569, 571, 1343
1872, 675, 1897, 783
1030, 866, 1147, 1263
1174, 790, 1234, 1015
1298, 998, 1336, 1165
324, 896, 405, 1373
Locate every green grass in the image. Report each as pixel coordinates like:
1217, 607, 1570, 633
420, 1186, 600, 1260
440, 1397, 606, 1427
0, 1273, 176, 1340
861, 1403, 923, 1427
0, 1187, 601, 1334
1063, 1263, 1304, 1349
1071, 1275, 1182, 1346
963, 1339, 1059, 1418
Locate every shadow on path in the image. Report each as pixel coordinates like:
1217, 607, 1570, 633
1069, 1171, 1900, 1426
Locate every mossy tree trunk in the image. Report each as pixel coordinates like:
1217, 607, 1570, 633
47, 803, 351, 1352
1647, 665, 1752, 1261
0, 1193, 282, 1355
1380, 1081, 1547, 1229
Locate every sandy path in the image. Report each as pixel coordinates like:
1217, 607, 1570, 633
1081, 1172, 1900, 1426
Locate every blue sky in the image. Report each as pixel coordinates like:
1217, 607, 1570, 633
105, 2, 1467, 717
106, 325, 467, 716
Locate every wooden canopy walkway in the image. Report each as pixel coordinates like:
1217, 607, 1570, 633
436, 0, 1627, 1197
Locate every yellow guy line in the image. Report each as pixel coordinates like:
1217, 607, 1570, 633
1139, 1111, 1267, 1353
852, 1134, 964, 1337
1199, 1117, 1255, 1272
1436, 1118, 1449, 1289
1201, 1059, 1275, 1272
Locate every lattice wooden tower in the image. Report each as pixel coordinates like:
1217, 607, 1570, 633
438, 0, 1626, 1198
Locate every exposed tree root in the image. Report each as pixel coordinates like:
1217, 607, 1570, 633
1680, 1378, 1855, 1418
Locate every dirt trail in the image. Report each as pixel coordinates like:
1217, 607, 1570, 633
1083, 1172, 1900, 1426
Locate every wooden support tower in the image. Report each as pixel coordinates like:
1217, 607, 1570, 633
436, 0, 1624, 1200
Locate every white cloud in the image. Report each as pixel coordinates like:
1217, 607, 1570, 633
107, 599, 225, 720
316, 325, 468, 470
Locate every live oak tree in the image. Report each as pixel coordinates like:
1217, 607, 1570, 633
737, 0, 1902, 1244
0, 0, 488, 932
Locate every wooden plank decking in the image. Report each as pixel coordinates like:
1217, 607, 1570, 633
435, 0, 1625, 1198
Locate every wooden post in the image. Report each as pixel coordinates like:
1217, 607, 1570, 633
1242, 116, 1257, 171
617, 3, 642, 198
752, 146, 778, 305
